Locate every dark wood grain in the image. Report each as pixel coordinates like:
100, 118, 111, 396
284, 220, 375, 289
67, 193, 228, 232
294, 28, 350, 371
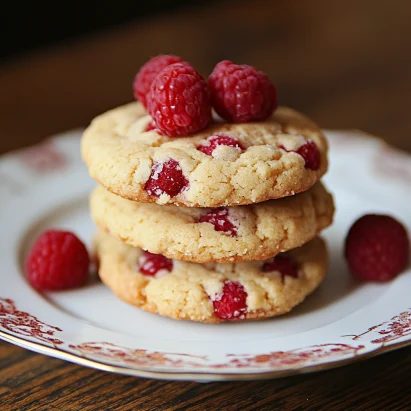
1, 341, 411, 410
1, 0, 411, 409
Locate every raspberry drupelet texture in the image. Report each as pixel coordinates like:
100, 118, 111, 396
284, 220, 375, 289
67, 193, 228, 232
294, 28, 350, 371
148, 62, 212, 136
133, 55, 184, 109
262, 255, 299, 281
345, 214, 410, 282
139, 251, 173, 276
144, 159, 189, 197
208, 60, 277, 122
25, 230, 90, 290
198, 207, 238, 236
213, 281, 248, 319
197, 134, 244, 156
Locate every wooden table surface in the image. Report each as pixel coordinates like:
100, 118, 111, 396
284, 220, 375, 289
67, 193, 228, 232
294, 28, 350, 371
1, 0, 411, 409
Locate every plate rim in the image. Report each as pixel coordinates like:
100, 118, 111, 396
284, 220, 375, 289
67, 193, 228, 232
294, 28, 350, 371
1, 326, 409, 381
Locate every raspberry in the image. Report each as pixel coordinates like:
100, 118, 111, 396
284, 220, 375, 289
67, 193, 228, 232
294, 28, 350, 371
139, 251, 173, 276
25, 230, 89, 290
345, 214, 409, 282
199, 207, 238, 236
213, 281, 247, 320
296, 141, 320, 170
198, 134, 244, 156
208, 60, 277, 123
144, 159, 189, 197
281, 140, 320, 171
145, 121, 157, 132
133, 55, 184, 108
262, 255, 299, 281
148, 62, 212, 137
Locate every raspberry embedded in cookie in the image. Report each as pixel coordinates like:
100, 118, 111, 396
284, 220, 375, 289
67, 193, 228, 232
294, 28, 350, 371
213, 281, 248, 320
262, 255, 299, 281
198, 134, 244, 156
144, 159, 189, 197
199, 207, 238, 236
281, 140, 320, 171
296, 141, 320, 170
139, 251, 173, 276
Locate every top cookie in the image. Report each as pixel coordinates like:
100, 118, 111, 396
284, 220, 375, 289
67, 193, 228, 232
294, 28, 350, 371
82, 102, 328, 207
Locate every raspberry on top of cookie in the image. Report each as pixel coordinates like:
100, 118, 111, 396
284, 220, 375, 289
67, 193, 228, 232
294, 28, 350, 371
82, 56, 328, 207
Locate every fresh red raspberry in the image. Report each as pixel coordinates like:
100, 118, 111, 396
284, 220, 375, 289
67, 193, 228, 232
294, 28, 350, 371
199, 208, 238, 236
262, 255, 299, 281
145, 121, 157, 132
296, 141, 320, 170
213, 281, 248, 320
144, 159, 189, 197
345, 214, 409, 282
25, 230, 89, 290
281, 140, 320, 170
133, 55, 184, 108
208, 60, 277, 123
148, 62, 212, 137
198, 134, 244, 156
139, 251, 173, 276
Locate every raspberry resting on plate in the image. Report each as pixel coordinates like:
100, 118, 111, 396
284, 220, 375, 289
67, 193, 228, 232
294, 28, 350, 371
25, 230, 90, 290
345, 214, 409, 282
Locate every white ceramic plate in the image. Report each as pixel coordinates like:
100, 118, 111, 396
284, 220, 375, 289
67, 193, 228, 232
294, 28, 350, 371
0, 130, 410, 382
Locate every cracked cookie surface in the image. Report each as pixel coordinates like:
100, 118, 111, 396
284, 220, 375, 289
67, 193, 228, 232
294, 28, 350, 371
94, 232, 328, 323
82, 102, 328, 207
90, 182, 334, 263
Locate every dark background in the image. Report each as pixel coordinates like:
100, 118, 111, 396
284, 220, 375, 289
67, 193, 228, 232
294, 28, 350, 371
1, 1, 209, 61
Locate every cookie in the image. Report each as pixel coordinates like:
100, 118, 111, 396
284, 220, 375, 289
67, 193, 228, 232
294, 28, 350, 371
90, 182, 334, 263
94, 231, 328, 323
82, 102, 328, 207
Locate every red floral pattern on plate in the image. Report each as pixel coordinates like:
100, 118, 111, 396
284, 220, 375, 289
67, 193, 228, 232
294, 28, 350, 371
66, 342, 364, 370
0, 298, 409, 371
223, 344, 364, 369
346, 309, 411, 344
0, 298, 63, 346
18, 140, 67, 173
68, 342, 207, 369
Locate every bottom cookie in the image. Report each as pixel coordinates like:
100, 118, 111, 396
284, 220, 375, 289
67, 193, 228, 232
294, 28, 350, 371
94, 232, 328, 323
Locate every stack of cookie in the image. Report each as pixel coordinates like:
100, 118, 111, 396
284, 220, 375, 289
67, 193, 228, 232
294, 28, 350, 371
82, 101, 334, 323
82, 57, 334, 323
